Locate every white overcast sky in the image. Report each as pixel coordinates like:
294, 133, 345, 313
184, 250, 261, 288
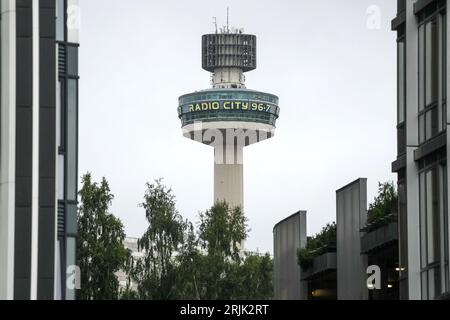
78, 0, 397, 254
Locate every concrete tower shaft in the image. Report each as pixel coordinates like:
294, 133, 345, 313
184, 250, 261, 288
214, 147, 244, 208
212, 67, 246, 89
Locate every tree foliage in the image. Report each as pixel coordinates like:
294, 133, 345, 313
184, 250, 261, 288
77, 173, 129, 300
78, 177, 273, 300
129, 180, 272, 300
297, 222, 337, 270
367, 182, 398, 227
230, 253, 273, 300
196, 201, 248, 300
133, 179, 186, 300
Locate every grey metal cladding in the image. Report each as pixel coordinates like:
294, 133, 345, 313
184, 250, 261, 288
39, 178, 55, 207
39, 108, 56, 177
38, 1, 57, 300
14, 207, 32, 299
14, 278, 31, 300
39, 39, 56, 107
14, 1, 34, 300
15, 107, 32, 178
336, 178, 368, 300
16, 38, 33, 106
37, 278, 54, 300
38, 208, 55, 280
39, 7, 56, 39
16, 4, 32, 37
273, 211, 307, 300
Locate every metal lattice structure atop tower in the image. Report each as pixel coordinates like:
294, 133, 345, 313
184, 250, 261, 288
202, 33, 257, 73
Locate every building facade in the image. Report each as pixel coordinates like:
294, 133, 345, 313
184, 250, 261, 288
0, 0, 79, 300
392, 0, 450, 300
274, 179, 400, 300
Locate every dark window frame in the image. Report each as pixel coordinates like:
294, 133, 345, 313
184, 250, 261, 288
418, 10, 447, 145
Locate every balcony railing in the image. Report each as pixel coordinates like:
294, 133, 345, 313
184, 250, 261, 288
361, 222, 399, 254
301, 252, 337, 281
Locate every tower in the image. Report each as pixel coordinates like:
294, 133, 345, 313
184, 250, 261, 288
178, 27, 280, 209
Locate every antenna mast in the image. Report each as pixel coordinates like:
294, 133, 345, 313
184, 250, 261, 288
227, 7, 229, 33
213, 17, 218, 33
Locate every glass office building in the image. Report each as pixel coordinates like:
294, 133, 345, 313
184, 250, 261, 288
392, 0, 450, 300
0, 0, 79, 300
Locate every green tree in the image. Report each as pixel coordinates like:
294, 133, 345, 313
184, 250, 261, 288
174, 221, 202, 299
297, 222, 337, 270
77, 173, 129, 300
197, 201, 248, 300
231, 253, 273, 300
130, 180, 273, 300
119, 249, 140, 300
134, 179, 186, 300
367, 182, 398, 226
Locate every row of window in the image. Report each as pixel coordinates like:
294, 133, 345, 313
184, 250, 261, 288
203, 35, 256, 46
396, 8, 450, 300
397, 13, 447, 146
205, 47, 255, 54
57, 76, 78, 203
204, 57, 255, 66
178, 104, 280, 116
417, 11, 449, 300
179, 91, 279, 105
419, 162, 449, 299
56, 0, 78, 301
180, 111, 277, 127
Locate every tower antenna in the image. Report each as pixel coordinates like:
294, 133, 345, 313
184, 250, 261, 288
213, 17, 218, 33
227, 7, 229, 33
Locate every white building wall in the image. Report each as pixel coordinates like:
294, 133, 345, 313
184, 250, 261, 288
405, 0, 422, 300
0, 0, 16, 301
447, 0, 450, 297
67, 0, 79, 44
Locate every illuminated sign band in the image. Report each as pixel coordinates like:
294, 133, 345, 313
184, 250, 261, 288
179, 100, 279, 115
178, 90, 280, 127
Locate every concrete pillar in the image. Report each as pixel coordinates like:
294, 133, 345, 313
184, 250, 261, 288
214, 145, 244, 208
0, 0, 16, 300
405, 0, 421, 300
336, 178, 368, 300
447, 0, 450, 296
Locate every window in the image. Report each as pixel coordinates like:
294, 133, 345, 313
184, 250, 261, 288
66, 204, 77, 235
56, 0, 65, 41
66, 79, 78, 201
442, 166, 449, 294
419, 164, 447, 299
58, 78, 66, 151
57, 79, 62, 149
425, 19, 438, 106
398, 181, 408, 276
418, 14, 446, 143
58, 155, 65, 201
65, 237, 76, 300
398, 39, 406, 124
67, 46, 78, 76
